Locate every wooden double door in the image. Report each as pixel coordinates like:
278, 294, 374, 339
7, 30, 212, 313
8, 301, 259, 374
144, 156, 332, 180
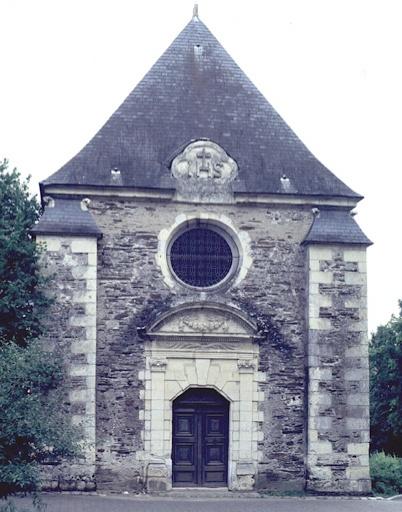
172, 388, 229, 487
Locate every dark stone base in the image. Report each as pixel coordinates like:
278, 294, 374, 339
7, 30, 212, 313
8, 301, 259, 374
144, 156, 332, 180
255, 474, 305, 493
40, 479, 96, 492
306, 479, 372, 496
95, 469, 143, 492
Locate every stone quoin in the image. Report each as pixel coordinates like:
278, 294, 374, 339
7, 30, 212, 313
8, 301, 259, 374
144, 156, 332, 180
32, 9, 372, 495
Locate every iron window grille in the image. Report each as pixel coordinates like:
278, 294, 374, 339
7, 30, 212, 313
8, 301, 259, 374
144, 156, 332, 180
169, 227, 234, 288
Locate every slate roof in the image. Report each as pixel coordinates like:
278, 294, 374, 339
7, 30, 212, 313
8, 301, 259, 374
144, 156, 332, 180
41, 16, 361, 200
303, 209, 372, 245
31, 198, 102, 238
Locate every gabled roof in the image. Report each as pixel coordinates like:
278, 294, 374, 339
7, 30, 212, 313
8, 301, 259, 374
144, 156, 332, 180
303, 208, 372, 245
42, 16, 361, 199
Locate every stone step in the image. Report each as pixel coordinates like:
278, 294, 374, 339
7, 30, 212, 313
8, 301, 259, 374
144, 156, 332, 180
150, 488, 260, 499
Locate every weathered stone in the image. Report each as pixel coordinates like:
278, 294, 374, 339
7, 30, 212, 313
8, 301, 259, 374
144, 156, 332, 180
306, 245, 370, 494
33, 17, 370, 496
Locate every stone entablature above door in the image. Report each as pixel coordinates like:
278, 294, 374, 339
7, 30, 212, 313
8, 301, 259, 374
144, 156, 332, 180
145, 302, 260, 343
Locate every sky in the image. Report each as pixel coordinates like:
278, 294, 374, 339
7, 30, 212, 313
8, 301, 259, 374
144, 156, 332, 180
1, 0, 401, 333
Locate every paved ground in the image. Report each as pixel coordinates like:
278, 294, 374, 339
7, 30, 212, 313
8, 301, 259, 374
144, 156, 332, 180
8, 494, 402, 512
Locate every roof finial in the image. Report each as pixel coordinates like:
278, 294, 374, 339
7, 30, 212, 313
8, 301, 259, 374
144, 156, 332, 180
193, 3, 199, 19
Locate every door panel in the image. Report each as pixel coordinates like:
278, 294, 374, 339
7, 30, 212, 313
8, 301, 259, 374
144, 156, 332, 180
172, 389, 229, 487
173, 412, 197, 484
202, 412, 227, 484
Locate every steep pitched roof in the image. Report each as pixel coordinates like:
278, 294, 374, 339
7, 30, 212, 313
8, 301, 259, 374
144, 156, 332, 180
42, 16, 360, 199
31, 198, 102, 238
303, 209, 372, 245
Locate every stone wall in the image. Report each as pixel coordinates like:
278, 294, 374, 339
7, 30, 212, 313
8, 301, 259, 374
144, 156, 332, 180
306, 245, 371, 494
90, 199, 311, 491
36, 199, 370, 494
36, 235, 97, 491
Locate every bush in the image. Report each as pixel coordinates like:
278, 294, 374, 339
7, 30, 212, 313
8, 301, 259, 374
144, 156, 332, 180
370, 302, 402, 456
0, 341, 82, 499
370, 452, 402, 496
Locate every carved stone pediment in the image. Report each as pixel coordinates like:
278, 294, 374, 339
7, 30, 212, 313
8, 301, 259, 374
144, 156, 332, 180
146, 303, 257, 342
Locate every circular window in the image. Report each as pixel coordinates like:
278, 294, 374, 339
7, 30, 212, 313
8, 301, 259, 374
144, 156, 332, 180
169, 226, 235, 288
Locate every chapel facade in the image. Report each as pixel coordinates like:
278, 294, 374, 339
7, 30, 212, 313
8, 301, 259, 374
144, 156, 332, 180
33, 12, 372, 494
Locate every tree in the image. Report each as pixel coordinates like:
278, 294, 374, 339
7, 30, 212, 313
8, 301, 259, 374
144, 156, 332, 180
0, 160, 50, 345
0, 160, 81, 506
370, 301, 402, 456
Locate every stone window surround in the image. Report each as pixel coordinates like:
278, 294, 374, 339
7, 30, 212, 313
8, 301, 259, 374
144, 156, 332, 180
167, 222, 239, 291
156, 212, 252, 291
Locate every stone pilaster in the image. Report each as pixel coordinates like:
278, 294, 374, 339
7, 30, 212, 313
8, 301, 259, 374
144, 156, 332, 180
306, 245, 370, 494
36, 235, 98, 490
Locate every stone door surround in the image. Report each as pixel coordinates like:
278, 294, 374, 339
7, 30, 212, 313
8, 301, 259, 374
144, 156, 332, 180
137, 302, 266, 492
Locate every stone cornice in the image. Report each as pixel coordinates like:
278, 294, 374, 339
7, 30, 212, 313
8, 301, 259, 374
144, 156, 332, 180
41, 185, 359, 209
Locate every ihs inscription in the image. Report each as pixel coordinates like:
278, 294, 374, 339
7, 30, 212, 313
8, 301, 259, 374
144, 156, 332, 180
172, 140, 238, 181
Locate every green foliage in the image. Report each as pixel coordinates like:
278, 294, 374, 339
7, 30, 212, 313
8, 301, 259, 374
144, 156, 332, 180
370, 302, 402, 456
0, 342, 81, 499
0, 162, 81, 504
370, 452, 402, 496
0, 159, 51, 347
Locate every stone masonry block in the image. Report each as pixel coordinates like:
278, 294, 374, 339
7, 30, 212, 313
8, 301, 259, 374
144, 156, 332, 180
38, 236, 62, 252
73, 290, 96, 304
347, 406, 369, 419
346, 418, 368, 430
345, 345, 368, 358
72, 265, 96, 280
344, 298, 363, 309
309, 392, 332, 406
310, 271, 333, 285
86, 401, 95, 415
343, 249, 366, 263
69, 389, 94, 402
346, 394, 369, 406
70, 316, 96, 327
87, 253, 97, 266
349, 320, 368, 332
346, 466, 370, 480
344, 273, 366, 285
309, 247, 333, 261
69, 364, 96, 377
357, 261, 367, 273
71, 238, 97, 254
71, 339, 96, 354
315, 417, 332, 430
86, 279, 97, 291
308, 429, 318, 442
85, 302, 97, 316
347, 443, 369, 455
309, 441, 333, 454
345, 369, 368, 381
309, 367, 332, 380
309, 318, 332, 330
